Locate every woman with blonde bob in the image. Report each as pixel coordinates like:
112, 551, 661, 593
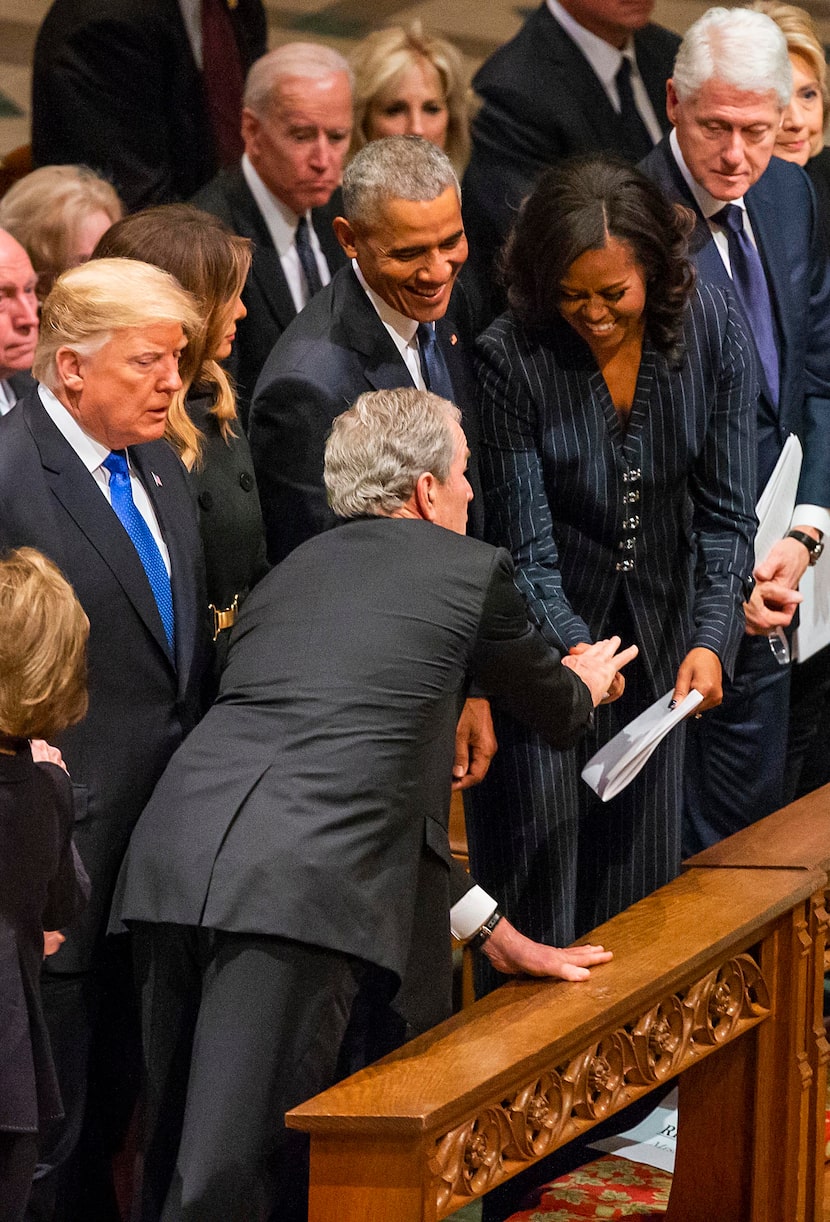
349, 22, 471, 172
0, 165, 122, 300
0, 547, 89, 1222
93, 205, 268, 652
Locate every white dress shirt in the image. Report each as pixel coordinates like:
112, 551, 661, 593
242, 155, 332, 313
38, 385, 172, 575
177, 0, 203, 69
0, 380, 17, 416
547, 0, 662, 144
669, 131, 830, 537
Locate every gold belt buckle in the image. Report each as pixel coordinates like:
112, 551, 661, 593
210, 593, 239, 641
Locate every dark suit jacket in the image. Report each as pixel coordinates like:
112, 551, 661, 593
31, 0, 267, 210
5, 371, 36, 406
192, 167, 348, 427
249, 264, 483, 563
641, 138, 830, 504
0, 392, 210, 972
461, 5, 680, 326
116, 517, 593, 1029
0, 752, 88, 1133
476, 284, 758, 696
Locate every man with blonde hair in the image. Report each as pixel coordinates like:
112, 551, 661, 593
0, 258, 211, 1221
193, 40, 353, 424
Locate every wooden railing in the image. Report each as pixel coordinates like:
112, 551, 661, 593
287, 854, 828, 1221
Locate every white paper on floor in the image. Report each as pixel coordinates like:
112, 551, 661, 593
588, 1088, 678, 1174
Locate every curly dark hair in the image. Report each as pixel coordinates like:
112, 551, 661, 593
503, 155, 696, 364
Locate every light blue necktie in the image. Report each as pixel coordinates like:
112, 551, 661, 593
102, 450, 175, 653
416, 323, 456, 402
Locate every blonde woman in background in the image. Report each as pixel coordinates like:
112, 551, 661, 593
0, 165, 122, 300
349, 23, 471, 172
750, 3, 830, 245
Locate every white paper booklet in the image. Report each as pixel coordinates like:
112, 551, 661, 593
581, 689, 703, 802
753, 433, 802, 565
590, 1090, 678, 1174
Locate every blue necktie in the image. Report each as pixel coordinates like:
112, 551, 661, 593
416, 323, 455, 402
295, 215, 323, 299
102, 450, 175, 653
714, 203, 779, 405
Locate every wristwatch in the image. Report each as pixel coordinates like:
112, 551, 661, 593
787, 529, 824, 566
470, 909, 503, 950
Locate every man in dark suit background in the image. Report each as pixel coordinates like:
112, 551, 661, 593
31, 0, 267, 212
640, 6, 830, 852
0, 229, 39, 415
461, 0, 680, 325
0, 260, 210, 1221
116, 387, 631, 1222
193, 42, 352, 426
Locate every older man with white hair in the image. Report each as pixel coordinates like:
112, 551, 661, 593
193, 41, 353, 425
641, 6, 830, 851
0, 228, 39, 414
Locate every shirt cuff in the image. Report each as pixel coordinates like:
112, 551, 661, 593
450, 885, 498, 941
791, 504, 830, 538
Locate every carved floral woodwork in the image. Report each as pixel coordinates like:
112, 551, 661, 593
432, 953, 769, 1215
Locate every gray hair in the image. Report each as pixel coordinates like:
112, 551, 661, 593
244, 42, 353, 115
673, 7, 792, 105
325, 388, 461, 518
342, 136, 460, 227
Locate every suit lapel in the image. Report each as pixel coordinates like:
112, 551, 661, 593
312, 190, 349, 278
744, 175, 790, 369
28, 402, 175, 667
228, 170, 298, 333
338, 269, 417, 392
635, 30, 674, 133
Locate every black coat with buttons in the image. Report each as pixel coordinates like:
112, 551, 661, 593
187, 392, 269, 627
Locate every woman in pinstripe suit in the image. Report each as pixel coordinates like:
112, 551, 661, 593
467, 157, 758, 970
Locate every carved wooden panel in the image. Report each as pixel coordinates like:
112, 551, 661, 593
431, 953, 769, 1216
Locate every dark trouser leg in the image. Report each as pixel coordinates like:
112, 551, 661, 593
27, 938, 140, 1222
131, 924, 208, 1222
0, 1133, 38, 1222
785, 643, 830, 801
683, 634, 790, 856
160, 932, 364, 1222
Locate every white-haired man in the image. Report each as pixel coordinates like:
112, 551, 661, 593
641, 6, 830, 850
116, 387, 634, 1222
0, 260, 210, 1220
193, 42, 353, 424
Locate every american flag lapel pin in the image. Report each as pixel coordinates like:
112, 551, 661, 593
450, 333, 458, 345
152, 472, 163, 487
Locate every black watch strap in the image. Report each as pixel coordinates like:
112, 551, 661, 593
787, 530, 824, 565
471, 909, 503, 950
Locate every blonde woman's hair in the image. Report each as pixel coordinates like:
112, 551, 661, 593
33, 257, 201, 396
93, 205, 252, 468
0, 165, 123, 299
349, 23, 471, 173
0, 548, 89, 740
748, 2, 828, 130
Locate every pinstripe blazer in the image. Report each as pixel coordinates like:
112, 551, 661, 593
475, 283, 758, 698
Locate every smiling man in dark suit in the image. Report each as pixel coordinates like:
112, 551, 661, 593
461, 0, 680, 325
193, 42, 352, 426
640, 6, 830, 851
0, 259, 210, 1221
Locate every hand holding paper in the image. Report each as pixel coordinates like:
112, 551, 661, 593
670, 647, 722, 712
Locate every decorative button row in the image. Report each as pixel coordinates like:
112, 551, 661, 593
624, 490, 640, 504
622, 468, 641, 483
623, 516, 640, 531
615, 559, 635, 572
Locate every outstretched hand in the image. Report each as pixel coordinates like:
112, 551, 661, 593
562, 636, 638, 707
481, 916, 612, 981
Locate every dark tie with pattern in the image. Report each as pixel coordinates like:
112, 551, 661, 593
295, 215, 324, 299
416, 323, 455, 402
103, 450, 175, 653
714, 203, 779, 404
614, 56, 654, 161
200, 0, 245, 166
